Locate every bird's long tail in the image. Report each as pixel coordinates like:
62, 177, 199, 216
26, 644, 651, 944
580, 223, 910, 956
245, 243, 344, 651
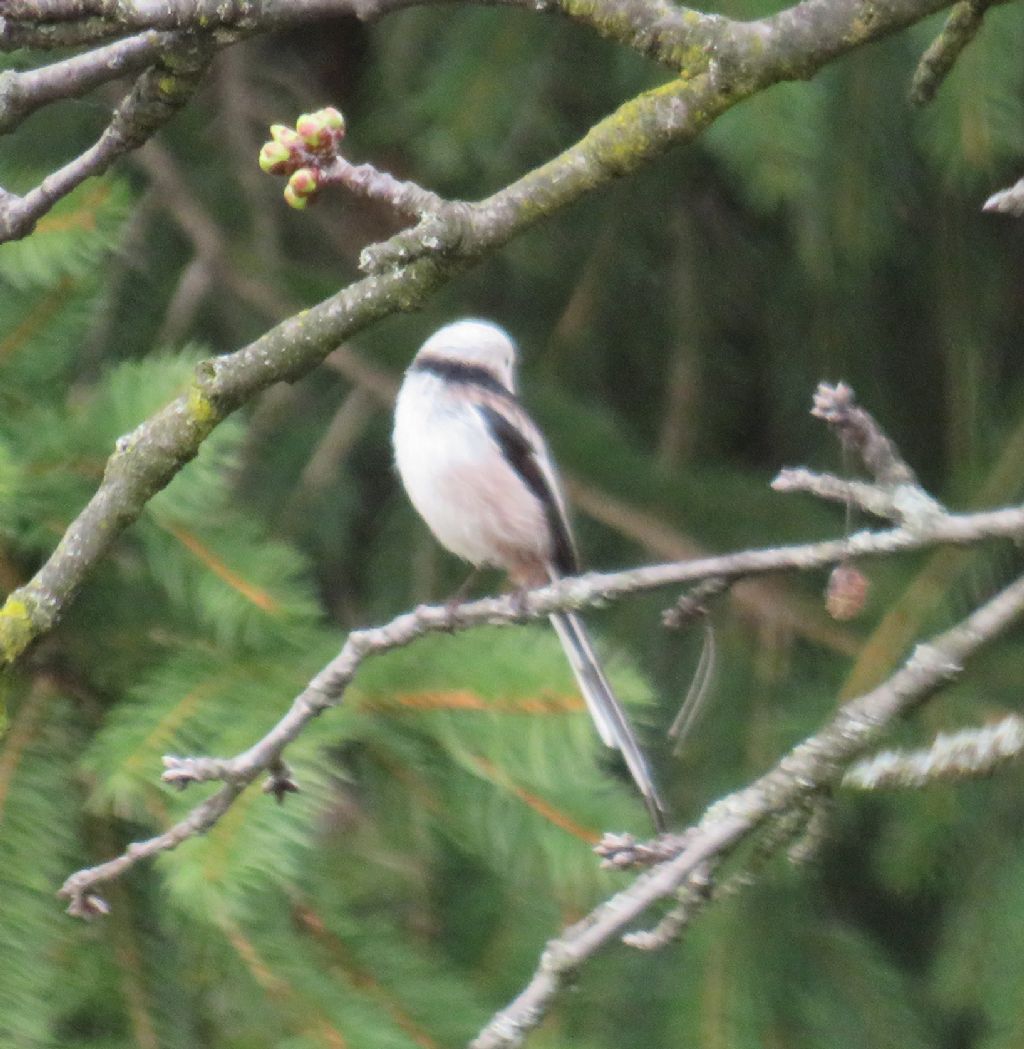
549, 611, 667, 831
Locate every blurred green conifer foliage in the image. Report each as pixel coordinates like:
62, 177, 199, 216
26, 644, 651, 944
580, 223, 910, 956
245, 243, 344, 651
4, 1, 1024, 1042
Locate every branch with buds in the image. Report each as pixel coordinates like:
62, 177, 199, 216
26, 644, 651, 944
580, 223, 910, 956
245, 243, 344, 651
257, 107, 448, 216
3, 0, 1014, 667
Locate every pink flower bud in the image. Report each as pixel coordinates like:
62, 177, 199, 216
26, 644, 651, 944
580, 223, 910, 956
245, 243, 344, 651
270, 123, 302, 150
296, 112, 326, 147
258, 141, 292, 174
283, 183, 310, 210
318, 107, 346, 135
288, 168, 319, 197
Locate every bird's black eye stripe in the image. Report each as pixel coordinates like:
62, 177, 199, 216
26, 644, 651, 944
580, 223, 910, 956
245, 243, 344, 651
476, 404, 578, 577
412, 355, 513, 398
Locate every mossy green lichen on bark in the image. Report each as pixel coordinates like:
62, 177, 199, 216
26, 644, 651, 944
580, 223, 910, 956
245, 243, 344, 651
557, 0, 642, 45
0, 595, 37, 668
576, 74, 729, 178
187, 383, 221, 439
555, 0, 721, 73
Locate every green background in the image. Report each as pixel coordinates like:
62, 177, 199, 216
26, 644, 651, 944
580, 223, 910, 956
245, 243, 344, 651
3, 5, 1024, 1046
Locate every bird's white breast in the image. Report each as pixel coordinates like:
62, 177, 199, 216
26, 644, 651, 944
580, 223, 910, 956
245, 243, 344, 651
393, 371, 549, 572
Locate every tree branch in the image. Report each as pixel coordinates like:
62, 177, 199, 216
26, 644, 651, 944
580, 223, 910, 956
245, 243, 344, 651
56, 500, 1024, 913
0, 0, 995, 660
468, 567, 1024, 1048
810, 381, 918, 489
1, 0, 728, 71
0, 36, 214, 241
771, 468, 905, 519
0, 16, 127, 50
842, 714, 1024, 788
0, 30, 179, 133
909, 0, 991, 105
2, 0, 982, 238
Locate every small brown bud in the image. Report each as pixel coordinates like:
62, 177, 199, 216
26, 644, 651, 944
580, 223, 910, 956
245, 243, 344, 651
826, 563, 869, 620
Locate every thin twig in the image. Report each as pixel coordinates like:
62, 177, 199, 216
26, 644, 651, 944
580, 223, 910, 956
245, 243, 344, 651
568, 476, 858, 654
842, 715, 1024, 789
622, 803, 815, 950
662, 577, 730, 629
810, 382, 918, 488
771, 468, 906, 520
58, 530, 1024, 914
621, 861, 714, 950
318, 156, 448, 216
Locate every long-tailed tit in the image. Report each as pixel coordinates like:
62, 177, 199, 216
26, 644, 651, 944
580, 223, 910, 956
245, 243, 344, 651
393, 319, 667, 830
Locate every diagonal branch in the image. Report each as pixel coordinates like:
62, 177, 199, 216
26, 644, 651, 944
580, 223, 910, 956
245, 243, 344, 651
771, 468, 905, 519
909, 0, 992, 105
468, 567, 1024, 1048
0, 30, 180, 133
57, 502, 1024, 914
842, 714, 1024, 788
0, 0, 994, 662
1, 0, 729, 71
0, 16, 127, 50
0, 36, 214, 242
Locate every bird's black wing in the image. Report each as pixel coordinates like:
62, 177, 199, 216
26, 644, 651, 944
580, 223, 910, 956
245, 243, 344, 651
475, 402, 578, 577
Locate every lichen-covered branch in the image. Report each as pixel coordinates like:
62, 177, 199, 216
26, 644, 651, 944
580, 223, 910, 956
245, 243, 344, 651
357, 74, 735, 272
909, 0, 991, 105
842, 715, 1024, 788
0, 0, 994, 659
0, 36, 213, 241
772, 469, 906, 519
810, 382, 918, 489
0, 30, 179, 133
0, 15, 126, 50
775, 384, 946, 533
0, 0, 728, 71
1, 0, 982, 236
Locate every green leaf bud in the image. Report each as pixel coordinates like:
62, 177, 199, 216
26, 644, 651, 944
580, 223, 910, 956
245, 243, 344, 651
283, 183, 309, 209
259, 141, 292, 174
288, 168, 319, 197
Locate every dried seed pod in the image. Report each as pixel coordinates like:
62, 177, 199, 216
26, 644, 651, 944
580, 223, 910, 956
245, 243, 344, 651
826, 562, 869, 620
